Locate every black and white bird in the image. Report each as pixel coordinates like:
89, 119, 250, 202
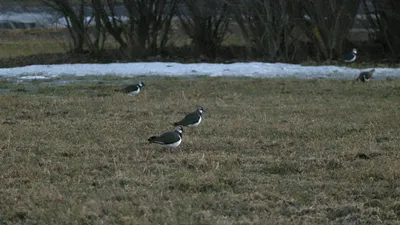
344, 48, 357, 63
356, 69, 375, 82
173, 106, 205, 127
120, 81, 144, 95
148, 126, 183, 148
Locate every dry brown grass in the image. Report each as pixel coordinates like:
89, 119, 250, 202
1, 76, 400, 224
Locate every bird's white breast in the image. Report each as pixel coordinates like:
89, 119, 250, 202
128, 89, 140, 95
163, 138, 182, 148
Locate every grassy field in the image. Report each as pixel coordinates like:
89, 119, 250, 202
1, 76, 400, 224
0, 29, 68, 59
0, 27, 199, 60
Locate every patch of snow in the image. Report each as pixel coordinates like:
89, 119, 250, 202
18, 75, 49, 80
0, 62, 399, 80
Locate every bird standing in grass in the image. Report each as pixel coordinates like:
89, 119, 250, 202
356, 69, 375, 82
173, 106, 205, 127
120, 81, 144, 95
148, 126, 183, 148
344, 48, 357, 63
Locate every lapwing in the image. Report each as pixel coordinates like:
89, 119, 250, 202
356, 69, 375, 82
173, 106, 205, 127
344, 48, 357, 63
120, 81, 144, 95
148, 126, 183, 148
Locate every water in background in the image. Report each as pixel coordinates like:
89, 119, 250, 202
0, 3, 372, 30
0, 4, 128, 29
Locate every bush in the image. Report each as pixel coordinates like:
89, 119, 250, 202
230, 0, 299, 61
363, 0, 400, 57
296, 0, 362, 61
37, 0, 400, 62
177, 0, 231, 58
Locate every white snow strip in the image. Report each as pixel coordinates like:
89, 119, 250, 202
0, 62, 399, 80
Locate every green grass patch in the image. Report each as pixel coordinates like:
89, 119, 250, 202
1, 77, 400, 224
0, 39, 67, 58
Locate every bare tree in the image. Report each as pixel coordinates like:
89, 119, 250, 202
230, 0, 299, 61
362, 0, 400, 57
123, 0, 177, 56
91, 0, 127, 50
91, 2, 108, 54
43, 0, 107, 55
91, 0, 177, 58
42, 0, 86, 53
297, 0, 362, 60
178, 0, 231, 58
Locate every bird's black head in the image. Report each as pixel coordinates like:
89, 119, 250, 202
138, 81, 145, 87
175, 126, 183, 134
196, 106, 205, 114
